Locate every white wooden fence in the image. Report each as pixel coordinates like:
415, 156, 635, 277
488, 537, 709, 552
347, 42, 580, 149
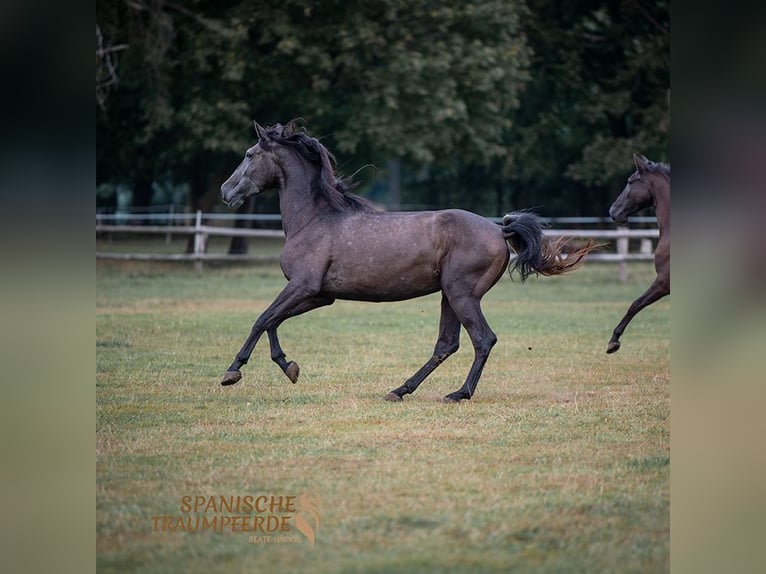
96, 211, 658, 278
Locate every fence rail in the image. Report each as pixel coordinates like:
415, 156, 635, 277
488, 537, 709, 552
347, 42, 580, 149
96, 211, 658, 277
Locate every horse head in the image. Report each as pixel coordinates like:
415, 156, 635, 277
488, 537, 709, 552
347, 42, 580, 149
220, 121, 284, 208
609, 154, 659, 224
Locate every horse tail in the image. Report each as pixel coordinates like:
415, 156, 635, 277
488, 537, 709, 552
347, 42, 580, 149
501, 211, 598, 282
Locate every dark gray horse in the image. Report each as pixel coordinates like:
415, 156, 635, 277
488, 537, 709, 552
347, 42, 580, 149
607, 154, 670, 353
219, 122, 595, 402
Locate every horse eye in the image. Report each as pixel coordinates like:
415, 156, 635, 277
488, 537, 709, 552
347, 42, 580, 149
246, 151, 254, 159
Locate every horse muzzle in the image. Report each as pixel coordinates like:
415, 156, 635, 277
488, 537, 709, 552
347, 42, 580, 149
221, 180, 248, 209
609, 205, 629, 225
224, 195, 246, 209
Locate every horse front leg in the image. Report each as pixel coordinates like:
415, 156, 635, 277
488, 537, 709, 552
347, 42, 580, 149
220, 282, 322, 386
267, 328, 300, 384
266, 295, 335, 384
607, 276, 670, 353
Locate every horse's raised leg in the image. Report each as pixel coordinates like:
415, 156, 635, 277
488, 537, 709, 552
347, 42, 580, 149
607, 276, 669, 353
267, 328, 300, 383
385, 294, 461, 401
442, 295, 497, 403
220, 282, 325, 385
265, 296, 334, 384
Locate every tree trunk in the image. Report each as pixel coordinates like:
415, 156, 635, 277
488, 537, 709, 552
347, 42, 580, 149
131, 178, 153, 224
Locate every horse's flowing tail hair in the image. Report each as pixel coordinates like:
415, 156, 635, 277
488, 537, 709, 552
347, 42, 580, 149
502, 212, 598, 282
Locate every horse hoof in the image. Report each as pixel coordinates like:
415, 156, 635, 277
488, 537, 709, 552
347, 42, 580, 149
220, 370, 242, 386
285, 361, 300, 384
384, 392, 403, 402
442, 394, 465, 403
606, 341, 621, 354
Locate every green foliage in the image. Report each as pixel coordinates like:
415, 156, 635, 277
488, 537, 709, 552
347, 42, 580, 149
507, 0, 669, 214
207, 0, 531, 165
96, 0, 669, 215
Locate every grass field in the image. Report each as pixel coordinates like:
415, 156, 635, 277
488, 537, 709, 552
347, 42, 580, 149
96, 255, 669, 573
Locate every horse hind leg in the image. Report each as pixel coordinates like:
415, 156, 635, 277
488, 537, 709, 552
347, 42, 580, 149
385, 294, 461, 402
442, 295, 497, 403
607, 276, 669, 353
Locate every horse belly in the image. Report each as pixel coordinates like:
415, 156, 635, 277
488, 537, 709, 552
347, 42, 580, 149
322, 251, 442, 302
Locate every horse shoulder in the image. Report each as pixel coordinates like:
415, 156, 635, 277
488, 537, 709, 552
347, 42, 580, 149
280, 229, 333, 284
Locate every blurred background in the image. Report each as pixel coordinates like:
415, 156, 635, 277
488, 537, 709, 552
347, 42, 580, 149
96, 0, 669, 224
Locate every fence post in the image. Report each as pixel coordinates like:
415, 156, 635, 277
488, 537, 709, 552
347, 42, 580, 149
640, 238, 653, 256
617, 226, 628, 282
193, 210, 206, 273
165, 204, 174, 244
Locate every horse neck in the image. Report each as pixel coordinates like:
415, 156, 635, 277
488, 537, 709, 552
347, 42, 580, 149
275, 151, 324, 237
651, 175, 670, 233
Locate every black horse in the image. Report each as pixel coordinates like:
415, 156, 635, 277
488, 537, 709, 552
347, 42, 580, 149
219, 122, 595, 402
607, 154, 670, 353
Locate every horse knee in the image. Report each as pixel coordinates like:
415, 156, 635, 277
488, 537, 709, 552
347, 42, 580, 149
435, 340, 460, 358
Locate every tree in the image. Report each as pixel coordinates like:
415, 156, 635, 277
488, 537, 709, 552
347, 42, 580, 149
235, 0, 531, 208
507, 0, 669, 216
96, 0, 249, 213
97, 0, 532, 230
97, 0, 669, 224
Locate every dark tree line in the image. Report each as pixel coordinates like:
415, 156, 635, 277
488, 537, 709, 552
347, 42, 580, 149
97, 0, 668, 221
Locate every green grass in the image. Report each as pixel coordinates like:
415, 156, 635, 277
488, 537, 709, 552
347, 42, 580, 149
96, 234, 286, 257
97, 256, 669, 573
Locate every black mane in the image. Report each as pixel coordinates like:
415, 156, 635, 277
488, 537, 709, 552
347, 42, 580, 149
648, 160, 670, 179
262, 122, 376, 212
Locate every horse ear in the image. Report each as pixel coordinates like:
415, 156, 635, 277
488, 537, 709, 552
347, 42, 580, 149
633, 153, 648, 172
253, 121, 267, 140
